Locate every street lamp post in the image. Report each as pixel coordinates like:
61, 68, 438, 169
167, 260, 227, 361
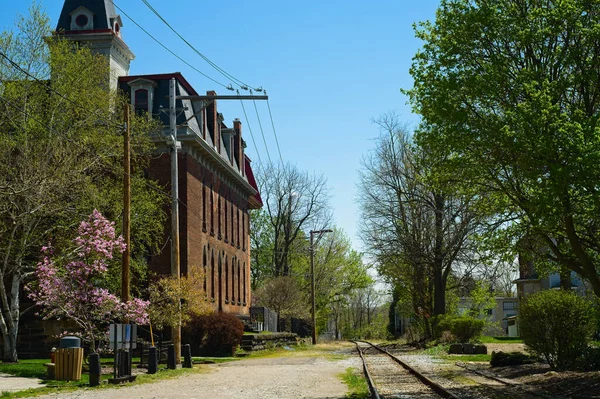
310, 229, 332, 345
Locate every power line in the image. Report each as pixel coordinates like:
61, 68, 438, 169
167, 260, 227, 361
265, 91, 284, 165
237, 90, 264, 166
109, 0, 230, 89
139, 0, 258, 91
250, 89, 273, 167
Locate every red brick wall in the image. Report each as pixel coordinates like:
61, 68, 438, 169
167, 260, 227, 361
147, 151, 252, 316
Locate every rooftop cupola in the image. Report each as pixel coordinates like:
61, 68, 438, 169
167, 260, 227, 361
55, 0, 134, 90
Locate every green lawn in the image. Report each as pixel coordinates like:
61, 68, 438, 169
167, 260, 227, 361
478, 336, 523, 344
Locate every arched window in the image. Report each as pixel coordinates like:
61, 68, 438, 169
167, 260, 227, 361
134, 89, 148, 116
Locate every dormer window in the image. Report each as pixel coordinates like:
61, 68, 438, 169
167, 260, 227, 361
69, 7, 94, 30
134, 89, 148, 116
127, 78, 156, 119
111, 16, 124, 38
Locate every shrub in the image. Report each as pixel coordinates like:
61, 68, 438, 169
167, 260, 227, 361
436, 315, 485, 343
450, 317, 485, 342
189, 312, 244, 356
519, 290, 597, 370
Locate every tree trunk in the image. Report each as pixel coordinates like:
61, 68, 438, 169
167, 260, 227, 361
432, 193, 446, 316
560, 265, 572, 290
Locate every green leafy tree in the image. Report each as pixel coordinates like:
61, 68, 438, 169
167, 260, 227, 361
407, 0, 600, 296
249, 208, 275, 291
0, 4, 164, 362
148, 266, 211, 332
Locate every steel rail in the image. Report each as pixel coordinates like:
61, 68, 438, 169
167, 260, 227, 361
353, 342, 381, 399
355, 340, 460, 399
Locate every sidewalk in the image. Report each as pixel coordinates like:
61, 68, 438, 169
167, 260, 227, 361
0, 373, 43, 392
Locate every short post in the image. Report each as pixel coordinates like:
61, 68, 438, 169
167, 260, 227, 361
167, 344, 176, 369
182, 344, 192, 368
148, 346, 158, 374
88, 353, 101, 386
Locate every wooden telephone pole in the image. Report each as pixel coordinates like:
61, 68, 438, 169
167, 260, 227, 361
122, 104, 131, 303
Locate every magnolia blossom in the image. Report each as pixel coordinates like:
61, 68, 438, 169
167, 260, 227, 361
28, 210, 148, 351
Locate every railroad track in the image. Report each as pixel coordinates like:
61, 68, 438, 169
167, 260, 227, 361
354, 341, 556, 399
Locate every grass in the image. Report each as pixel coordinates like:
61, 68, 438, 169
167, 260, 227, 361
340, 367, 369, 399
0, 358, 211, 399
478, 336, 523, 344
0, 359, 47, 379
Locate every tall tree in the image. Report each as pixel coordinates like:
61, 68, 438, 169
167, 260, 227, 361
257, 162, 331, 277
0, 5, 164, 362
407, 0, 600, 296
358, 113, 478, 337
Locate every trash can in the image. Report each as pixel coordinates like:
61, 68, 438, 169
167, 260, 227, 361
55, 336, 84, 381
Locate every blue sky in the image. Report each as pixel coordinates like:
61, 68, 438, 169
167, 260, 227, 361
1, 0, 440, 251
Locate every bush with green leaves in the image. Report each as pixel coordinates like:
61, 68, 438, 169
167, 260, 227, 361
519, 290, 596, 370
189, 312, 244, 356
437, 315, 485, 343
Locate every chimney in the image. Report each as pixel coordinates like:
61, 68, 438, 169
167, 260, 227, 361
233, 118, 243, 174
207, 90, 218, 150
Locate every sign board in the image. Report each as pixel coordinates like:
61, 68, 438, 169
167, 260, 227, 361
109, 324, 137, 350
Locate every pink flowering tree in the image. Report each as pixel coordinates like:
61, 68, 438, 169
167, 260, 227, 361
28, 210, 149, 352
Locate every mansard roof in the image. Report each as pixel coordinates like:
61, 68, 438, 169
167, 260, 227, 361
56, 0, 118, 31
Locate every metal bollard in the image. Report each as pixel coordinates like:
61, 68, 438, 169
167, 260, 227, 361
182, 344, 192, 368
148, 346, 158, 374
166, 344, 176, 369
88, 353, 101, 386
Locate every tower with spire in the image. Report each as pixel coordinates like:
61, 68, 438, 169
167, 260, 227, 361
55, 0, 134, 90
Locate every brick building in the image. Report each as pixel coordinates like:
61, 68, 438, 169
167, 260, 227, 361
57, 0, 262, 317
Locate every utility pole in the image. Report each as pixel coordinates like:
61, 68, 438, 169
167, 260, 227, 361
310, 229, 332, 345
122, 104, 131, 303
169, 78, 181, 364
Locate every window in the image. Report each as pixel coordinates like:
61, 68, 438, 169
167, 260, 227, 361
210, 250, 215, 299
210, 184, 214, 235
75, 14, 88, 28
243, 262, 246, 305
218, 194, 222, 239
203, 247, 207, 294
224, 194, 228, 243
237, 260, 241, 305
134, 89, 148, 116
503, 301, 518, 310
230, 202, 235, 247
202, 179, 207, 232
231, 258, 236, 303
225, 255, 229, 303
242, 210, 246, 251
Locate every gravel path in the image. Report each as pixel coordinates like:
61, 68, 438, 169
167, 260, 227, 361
24, 352, 359, 399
